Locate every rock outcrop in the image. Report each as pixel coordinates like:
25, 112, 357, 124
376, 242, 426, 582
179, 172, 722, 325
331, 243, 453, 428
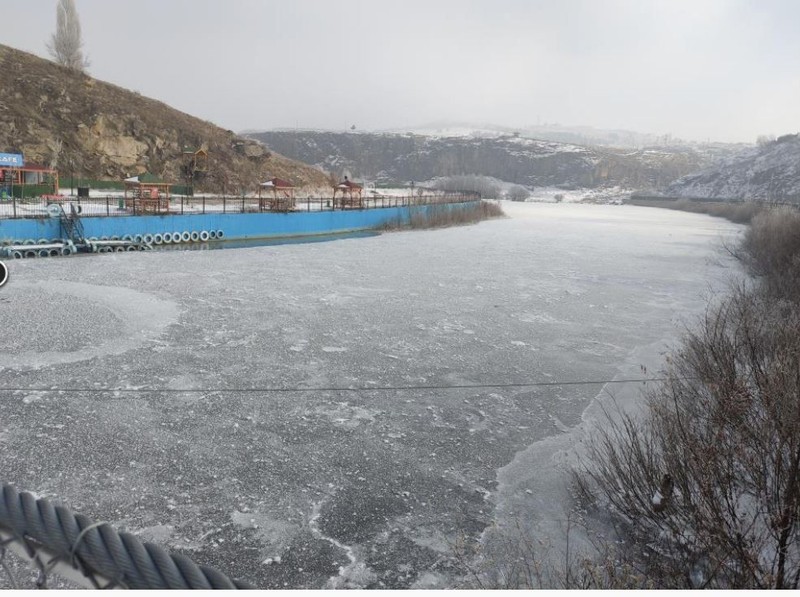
0, 44, 328, 190
248, 130, 710, 190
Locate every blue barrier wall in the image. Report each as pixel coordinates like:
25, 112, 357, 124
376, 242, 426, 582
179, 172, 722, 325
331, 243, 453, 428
0, 202, 479, 242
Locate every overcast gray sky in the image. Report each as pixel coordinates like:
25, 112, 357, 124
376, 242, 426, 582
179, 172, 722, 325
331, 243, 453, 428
4, 0, 798, 143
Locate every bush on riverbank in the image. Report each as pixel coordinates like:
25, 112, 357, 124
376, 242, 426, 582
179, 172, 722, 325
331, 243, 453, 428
663, 199, 766, 223
573, 206, 800, 588
381, 200, 504, 231
739, 207, 800, 299
466, 199, 800, 589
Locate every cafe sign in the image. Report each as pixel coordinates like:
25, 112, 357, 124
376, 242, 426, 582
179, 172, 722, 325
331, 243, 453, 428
0, 153, 24, 167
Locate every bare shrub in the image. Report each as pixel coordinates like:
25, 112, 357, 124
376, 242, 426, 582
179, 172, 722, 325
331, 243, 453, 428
577, 286, 800, 588
452, 518, 653, 589
381, 201, 504, 231
506, 185, 530, 202
739, 207, 800, 299
409, 201, 503, 228
661, 199, 766, 224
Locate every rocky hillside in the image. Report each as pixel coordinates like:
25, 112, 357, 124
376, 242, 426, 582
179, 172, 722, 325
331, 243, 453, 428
0, 44, 328, 190
248, 130, 709, 190
665, 133, 800, 202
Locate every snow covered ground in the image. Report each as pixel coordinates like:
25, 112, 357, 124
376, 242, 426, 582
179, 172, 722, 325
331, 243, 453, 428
524, 185, 630, 204
0, 203, 743, 588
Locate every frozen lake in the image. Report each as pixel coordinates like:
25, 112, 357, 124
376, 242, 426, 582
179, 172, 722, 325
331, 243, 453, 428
0, 203, 742, 588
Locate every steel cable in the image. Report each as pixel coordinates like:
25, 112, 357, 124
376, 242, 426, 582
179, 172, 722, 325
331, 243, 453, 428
0, 483, 253, 589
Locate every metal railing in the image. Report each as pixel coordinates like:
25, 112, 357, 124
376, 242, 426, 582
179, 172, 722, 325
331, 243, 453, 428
0, 193, 481, 220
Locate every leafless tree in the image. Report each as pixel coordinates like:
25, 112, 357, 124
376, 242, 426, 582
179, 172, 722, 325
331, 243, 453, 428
47, 0, 90, 72
506, 184, 530, 202
756, 135, 776, 148
47, 139, 64, 170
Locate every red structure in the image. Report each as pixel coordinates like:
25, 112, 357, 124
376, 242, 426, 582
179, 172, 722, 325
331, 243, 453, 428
123, 174, 171, 213
258, 177, 296, 211
333, 176, 363, 209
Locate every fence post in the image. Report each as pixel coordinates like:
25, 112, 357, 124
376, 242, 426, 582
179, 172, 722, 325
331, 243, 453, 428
181, 196, 184, 215
106, 197, 110, 216
241, 196, 245, 213
202, 195, 206, 215
12, 194, 16, 218
223, 197, 226, 214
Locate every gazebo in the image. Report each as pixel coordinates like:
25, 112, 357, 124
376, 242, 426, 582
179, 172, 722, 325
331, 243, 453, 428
258, 177, 295, 211
333, 176, 363, 209
124, 173, 171, 213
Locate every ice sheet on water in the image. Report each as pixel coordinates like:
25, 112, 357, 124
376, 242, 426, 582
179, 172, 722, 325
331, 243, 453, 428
2, 203, 744, 588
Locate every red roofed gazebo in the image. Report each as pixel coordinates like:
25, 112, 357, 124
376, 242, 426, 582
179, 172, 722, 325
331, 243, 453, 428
333, 176, 363, 209
258, 177, 296, 211
123, 173, 171, 213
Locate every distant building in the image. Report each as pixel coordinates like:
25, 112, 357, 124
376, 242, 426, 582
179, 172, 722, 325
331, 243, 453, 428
0, 154, 59, 197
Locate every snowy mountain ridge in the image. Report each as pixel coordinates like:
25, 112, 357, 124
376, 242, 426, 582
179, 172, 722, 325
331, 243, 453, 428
247, 129, 711, 191
666, 133, 800, 201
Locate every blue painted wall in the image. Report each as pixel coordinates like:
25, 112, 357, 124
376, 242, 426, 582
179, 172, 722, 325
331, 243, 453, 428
0, 201, 479, 242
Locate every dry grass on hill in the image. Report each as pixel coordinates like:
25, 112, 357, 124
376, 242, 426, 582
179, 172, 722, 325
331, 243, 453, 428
0, 44, 328, 191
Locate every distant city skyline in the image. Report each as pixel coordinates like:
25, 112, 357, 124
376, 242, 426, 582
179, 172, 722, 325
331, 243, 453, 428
4, 0, 798, 144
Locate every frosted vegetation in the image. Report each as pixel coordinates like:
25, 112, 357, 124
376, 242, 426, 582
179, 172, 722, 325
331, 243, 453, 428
566, 207, 800, 589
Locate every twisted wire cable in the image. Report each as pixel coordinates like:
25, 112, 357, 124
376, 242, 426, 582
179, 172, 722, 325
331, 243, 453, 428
0, 483, 254, 589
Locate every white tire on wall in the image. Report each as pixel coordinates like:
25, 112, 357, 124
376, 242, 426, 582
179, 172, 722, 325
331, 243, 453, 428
161, 232, 172, 243
216, 230, 225, 239
12, 250, 23, 259
172, 232, 182, 244
199, 230, 210, 241
190, 231, 200, 242
181, 231, 191, 242
208, 230, 217, 240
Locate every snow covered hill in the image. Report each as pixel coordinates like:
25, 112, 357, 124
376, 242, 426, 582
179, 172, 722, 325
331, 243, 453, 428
666, 134, 800, 202
247, 130, 709, 192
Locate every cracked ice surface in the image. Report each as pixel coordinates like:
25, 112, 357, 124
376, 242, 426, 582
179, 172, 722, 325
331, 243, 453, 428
0, 203, 743, 588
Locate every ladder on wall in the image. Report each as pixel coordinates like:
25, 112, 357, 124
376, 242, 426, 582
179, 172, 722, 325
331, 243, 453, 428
56, 203, 85, 244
